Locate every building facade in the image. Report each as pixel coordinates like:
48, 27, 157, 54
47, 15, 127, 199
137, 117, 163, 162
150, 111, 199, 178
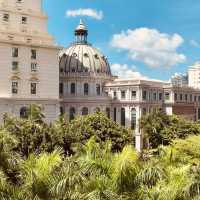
0, 0, 61, 122
188, 61, 200, 89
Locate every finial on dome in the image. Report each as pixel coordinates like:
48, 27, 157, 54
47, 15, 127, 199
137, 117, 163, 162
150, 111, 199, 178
75, 19, 88, 44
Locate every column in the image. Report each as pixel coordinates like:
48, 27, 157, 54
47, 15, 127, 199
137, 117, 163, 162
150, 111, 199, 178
135, 106, 143, 152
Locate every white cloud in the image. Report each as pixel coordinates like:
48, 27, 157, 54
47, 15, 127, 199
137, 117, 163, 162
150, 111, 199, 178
111, 63, 147, 80
111, 28, 186, 68
190, 39, 200, 48
66, 8, 103, 20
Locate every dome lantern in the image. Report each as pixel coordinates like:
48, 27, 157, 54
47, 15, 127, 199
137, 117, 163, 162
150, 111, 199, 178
74, 19, 88, 44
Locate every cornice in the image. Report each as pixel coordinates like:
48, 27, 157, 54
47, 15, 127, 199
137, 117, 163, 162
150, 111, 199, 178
0, 6, 48, 19
0, 98, 60, 103
0, 38, 62, 50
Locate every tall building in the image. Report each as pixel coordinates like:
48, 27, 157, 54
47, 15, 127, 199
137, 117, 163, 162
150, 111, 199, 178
188, 61, 200, 89
0, 0, 61, 122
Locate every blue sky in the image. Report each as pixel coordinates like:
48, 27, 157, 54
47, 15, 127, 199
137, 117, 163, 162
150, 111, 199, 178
43, 0, 200, 80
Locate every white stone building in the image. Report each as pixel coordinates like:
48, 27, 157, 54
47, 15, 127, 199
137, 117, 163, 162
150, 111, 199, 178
188, 61, 200, 89
0, 0, 61, 122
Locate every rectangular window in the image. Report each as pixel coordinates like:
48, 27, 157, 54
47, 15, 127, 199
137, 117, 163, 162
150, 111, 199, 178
31, 49, 37, 59
113, 91, 117, 99
153, 93, 157, 101
131, 91, 136, 99
185, 94, 188, 101
190, 94, 193, 102
59, 83, 63, 94
3, 13, 9, 22
22, 16, 27, 24
114, 107, 117, 122
12, 82, 18, 94
12, 47, 18, 57
174, 93, 177, 101
165, 93, 170, 100
159, 93, 163, 101
12, 61, 19, 71
180, 94, 183, 101
96, 84, 101, 96
71, 83, 76, 94
121, 91, 126, 99
194, 96, 197, 102
142, 91, 147, 100
31, 63, 37, 72
31, 83, 37, 94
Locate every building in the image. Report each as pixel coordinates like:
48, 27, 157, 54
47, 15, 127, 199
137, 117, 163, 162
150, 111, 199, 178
59, 20, 113, 120
60, 21, 200, 151
171, 73, 188, 87
1, 0, 200, 151
0, 0, 61, 122
188, 61, 200, 89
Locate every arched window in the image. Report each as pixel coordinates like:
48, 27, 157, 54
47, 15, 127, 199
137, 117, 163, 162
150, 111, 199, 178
95, 107, 101, 113
96, 84, 101, 96
60, 107, 64, 115
84, 83, 89, 95
82, 107, 89, 116
69, 107, 76, 121
106, 107, 110, 118
20, 107, 28, 118
131, 108, 136, 130
121, 108, 126, 126
70, 83, 76, 94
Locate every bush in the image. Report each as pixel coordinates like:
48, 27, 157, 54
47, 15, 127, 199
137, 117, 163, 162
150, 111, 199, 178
2, 105, 132, 156
140, 110, 200, 148
63, 112, 132, 154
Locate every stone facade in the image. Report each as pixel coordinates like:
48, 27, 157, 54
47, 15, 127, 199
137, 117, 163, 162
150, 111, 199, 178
0, 0, 61, 122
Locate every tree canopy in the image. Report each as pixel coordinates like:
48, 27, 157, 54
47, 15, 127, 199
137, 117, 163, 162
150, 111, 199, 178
1, 105, 200, 199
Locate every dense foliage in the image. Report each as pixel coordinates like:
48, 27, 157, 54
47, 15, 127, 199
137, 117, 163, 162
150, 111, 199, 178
140, 110, 200, 148
1, 105, 200, 199
2, 105, 132, 157
1, 131, 200, 199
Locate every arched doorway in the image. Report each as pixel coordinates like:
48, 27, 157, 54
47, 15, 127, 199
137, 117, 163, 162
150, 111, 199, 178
20, 107, 28, 118
69, 107, 76, 121
82, 107, 89, 116
106, 107, 110, 118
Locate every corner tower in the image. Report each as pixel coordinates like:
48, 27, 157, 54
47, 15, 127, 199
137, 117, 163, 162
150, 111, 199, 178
0, 0, 61, 122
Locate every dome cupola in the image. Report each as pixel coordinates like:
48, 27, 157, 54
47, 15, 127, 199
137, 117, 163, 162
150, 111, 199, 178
75, 19, 88, 44
59, 20, 112, 78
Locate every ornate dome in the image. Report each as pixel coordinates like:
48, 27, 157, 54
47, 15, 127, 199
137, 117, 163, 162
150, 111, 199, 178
59, 20, 112, 77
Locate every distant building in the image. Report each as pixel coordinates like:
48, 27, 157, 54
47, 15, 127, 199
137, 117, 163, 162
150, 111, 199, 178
188, 61, 200, 89
171, 73, 188, 87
